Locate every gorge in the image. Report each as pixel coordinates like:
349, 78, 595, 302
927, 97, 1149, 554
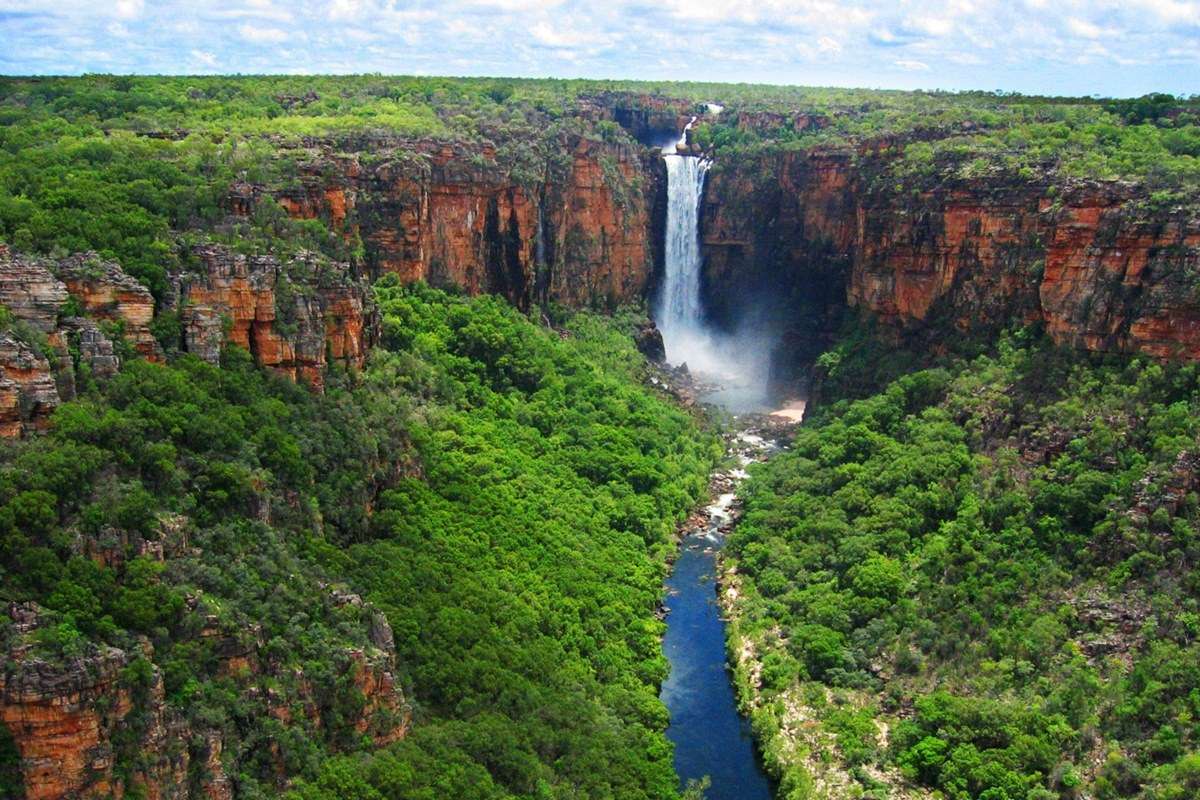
1, 76, 1200, 800
654, 112, 778, 798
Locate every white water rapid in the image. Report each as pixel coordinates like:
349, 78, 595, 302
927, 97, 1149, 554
655, 115, 770, 412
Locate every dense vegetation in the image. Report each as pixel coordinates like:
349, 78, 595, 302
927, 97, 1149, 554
691, 90, 1200, 199
727, 331, 1200, 800
0, 75, 641, 297
5, 73, 1200, 800
0, 282, 715, 798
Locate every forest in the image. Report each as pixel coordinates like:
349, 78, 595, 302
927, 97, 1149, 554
0, 281, 715, 798
2, 74, 1200, 800
3, 76, 1198, 304
727, 331, 1200, 800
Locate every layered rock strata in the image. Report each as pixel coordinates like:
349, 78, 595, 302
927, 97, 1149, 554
701, 148, 1200, 362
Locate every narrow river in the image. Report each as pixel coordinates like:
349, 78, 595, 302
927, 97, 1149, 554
660, 427, 779, 800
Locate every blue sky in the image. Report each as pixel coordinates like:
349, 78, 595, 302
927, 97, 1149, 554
1, 0, 1198, 97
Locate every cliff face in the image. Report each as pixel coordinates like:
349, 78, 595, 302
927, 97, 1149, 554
0, 247, 160, 436
701, 148, 1200, 363
0, 244, 378, 437
1, 594, 409, 800
262, 134, 662, 311
576, 92, 695, 145
54, 254, 163, 362
167, 244, 376, 391
699, 150, 856, 373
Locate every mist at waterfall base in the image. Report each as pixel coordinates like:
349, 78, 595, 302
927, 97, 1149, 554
655, 136, 778, 415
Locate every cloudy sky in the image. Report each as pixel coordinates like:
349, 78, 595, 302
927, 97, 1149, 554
1, 0, 1198, 96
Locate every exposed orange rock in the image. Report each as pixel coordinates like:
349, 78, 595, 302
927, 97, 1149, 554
53, 253, 163, 362
0, 247, 68, 435
702, 148, 1200, 362
1040, 188, 1200, 358
0, 248, 168, 436
169, 244, 375, 391
0, 334, 61, 436
0, 245, 69, 335
1, 593, 409, 800
0, 612, 132, 800
252, 134, 659, 311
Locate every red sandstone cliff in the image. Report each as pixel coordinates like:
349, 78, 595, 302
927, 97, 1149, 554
167, 244, 375, 391
0, 244, 377, 437
0, 247, 160, 436
1, 593, 409, 800
252, 133, 661, 311
701, 148, 1200, 362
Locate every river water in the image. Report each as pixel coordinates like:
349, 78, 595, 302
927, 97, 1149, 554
654, 111, 781, 798
659, 432, 778, 800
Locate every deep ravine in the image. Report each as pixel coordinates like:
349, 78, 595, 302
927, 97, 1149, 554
653, 107, 798, 797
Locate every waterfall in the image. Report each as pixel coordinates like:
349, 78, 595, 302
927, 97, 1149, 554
656, 118, 716, 372
654, 113, 771, 412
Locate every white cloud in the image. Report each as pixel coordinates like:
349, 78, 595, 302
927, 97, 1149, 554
115, 0, 143, 19
817, 36, 843, 54
214, 3, 294, 23
948, 51, 985, 65
530, 21, 609, 49
1066, 17, 1104, 38
327, 0, 363, 21
908, 16, 954, 37
238, 23, 289, 43
1129, 0, 1200, 24
191, 49, 218, 66
0, 0, 1196, 95
475, 0, 565, 9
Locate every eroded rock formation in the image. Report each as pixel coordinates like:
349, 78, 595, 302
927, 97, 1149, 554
54, 253, 162, 362
250, 133, 662, 311
701, 147, 1200, 363
0, 242, 379, 437
167, 244, 376, 391
0, 594, 409, 800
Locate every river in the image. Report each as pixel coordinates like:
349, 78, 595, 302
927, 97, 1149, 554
653, 108, 786, 799
659, 427, 781, 800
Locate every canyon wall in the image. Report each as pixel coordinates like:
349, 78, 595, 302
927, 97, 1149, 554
0, 244, 376, 436
258, 133, 664, 312
167, 244, 376, 392
701, 147, 1200, 363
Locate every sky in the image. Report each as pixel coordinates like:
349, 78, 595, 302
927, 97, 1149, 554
1, 0, 1198, 97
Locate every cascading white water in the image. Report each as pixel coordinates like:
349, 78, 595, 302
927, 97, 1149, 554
656, 118, 712, 367
655, 115, 770, 411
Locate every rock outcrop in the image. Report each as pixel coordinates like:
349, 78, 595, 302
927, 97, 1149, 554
166, 244, 376, 391
701, 147, 1200, 364
0, 247, 71, 436
53, 253, 163, 362
0, 250, 69, 335
0, 243, 379, 436
576, 91, 696, 145
0, 629, 135, 800
248, 133, 662, 311
0, 248, 170, 435
0, 334, 60, 438
0, 595, 409, 800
